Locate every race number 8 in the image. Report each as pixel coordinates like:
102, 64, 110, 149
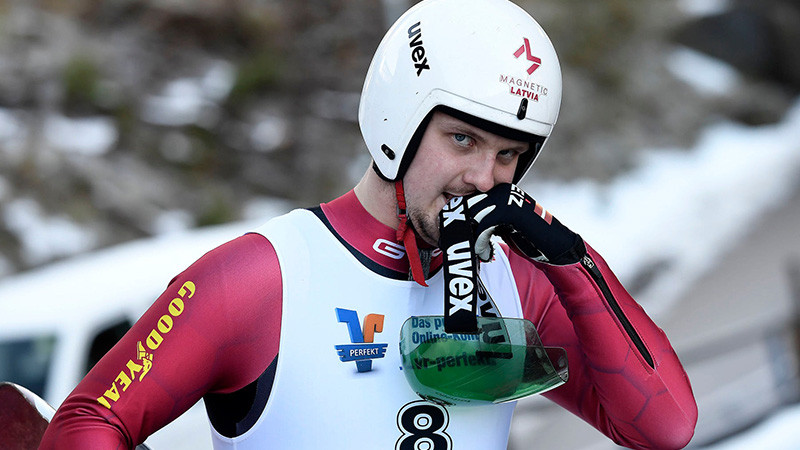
396, 401, 452, 450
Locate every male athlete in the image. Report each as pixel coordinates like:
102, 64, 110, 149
41, 0, 697, 448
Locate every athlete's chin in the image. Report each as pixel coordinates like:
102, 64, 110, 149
407, 204, 442, 247
419, 229, 439, 248
412, 214, 440, 247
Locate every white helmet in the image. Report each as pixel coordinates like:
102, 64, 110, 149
359, 0, 562, 183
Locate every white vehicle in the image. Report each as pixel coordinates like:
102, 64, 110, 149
0, 217, 275, 449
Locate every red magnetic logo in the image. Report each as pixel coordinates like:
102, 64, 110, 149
513, 38, 541, 75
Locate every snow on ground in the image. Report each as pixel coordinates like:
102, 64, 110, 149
140, 60, 234, 128
2, 197, 98, 266
667, 46, 741, 96
43, 114, 117, 156
250, 114, 289, 153
703, 403, 800, 449
0, 108, 22, 143
0, 107, 27, 156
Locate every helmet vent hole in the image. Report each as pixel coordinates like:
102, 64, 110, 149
381, 144, 396, 160
516, 98, 528, 120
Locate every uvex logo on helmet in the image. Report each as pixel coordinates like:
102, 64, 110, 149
513, 37, 541, 75
407, 22, 430, 76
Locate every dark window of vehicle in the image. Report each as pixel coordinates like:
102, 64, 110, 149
0, 335, 57, 397
85, 319, 132, 374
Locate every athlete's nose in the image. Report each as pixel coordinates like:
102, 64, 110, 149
462, 154, 497, 193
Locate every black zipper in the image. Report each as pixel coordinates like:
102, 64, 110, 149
580, 254, 655, 369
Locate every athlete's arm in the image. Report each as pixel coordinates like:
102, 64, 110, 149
506, 243, 697, 450
39, 233, 282, 449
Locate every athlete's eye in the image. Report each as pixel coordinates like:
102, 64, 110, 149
452, 133, 474, 147
498, 149, 516, 158
498, 147, 526, 164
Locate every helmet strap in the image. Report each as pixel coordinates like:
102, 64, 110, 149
394, 180, 429, 287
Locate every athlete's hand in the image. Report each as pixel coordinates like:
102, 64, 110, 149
462, 183, 585, 265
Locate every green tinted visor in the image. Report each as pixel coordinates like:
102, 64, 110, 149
399, 315, 568, 406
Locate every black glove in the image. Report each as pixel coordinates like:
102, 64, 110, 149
436, 184, 585, 333
462, 183, 585, 266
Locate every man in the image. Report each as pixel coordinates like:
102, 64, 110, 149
41, 0, 697, 448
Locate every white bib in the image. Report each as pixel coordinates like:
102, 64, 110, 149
210, 209, 524, 450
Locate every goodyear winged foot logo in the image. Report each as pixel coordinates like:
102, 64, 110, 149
334, 308, 388, 372
96, 280, 195, 409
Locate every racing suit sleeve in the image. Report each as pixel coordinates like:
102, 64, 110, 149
39, 233, 282, 449
506, 242, 698, 449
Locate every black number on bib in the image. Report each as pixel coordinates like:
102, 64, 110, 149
396, 401, 452, 450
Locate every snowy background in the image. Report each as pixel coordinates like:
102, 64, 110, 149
2, 0, 800, 448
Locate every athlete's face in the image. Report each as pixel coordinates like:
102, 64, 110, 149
403, 111, 530, 246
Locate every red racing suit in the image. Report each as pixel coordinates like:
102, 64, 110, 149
40, 190, 697, 449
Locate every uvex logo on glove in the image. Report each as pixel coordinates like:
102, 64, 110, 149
439, 197, 479, 333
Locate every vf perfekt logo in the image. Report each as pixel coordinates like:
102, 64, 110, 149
513, 38, 541, 75
335, 308, 388, 373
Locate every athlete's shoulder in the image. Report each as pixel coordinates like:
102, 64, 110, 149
189, 231, 279, 272
250, 208, 318, 239
172, 232, 282, 308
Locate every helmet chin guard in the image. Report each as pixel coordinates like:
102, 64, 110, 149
358, 0, 562, 183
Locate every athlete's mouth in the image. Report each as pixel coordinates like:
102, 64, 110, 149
444, 191, 472, 202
